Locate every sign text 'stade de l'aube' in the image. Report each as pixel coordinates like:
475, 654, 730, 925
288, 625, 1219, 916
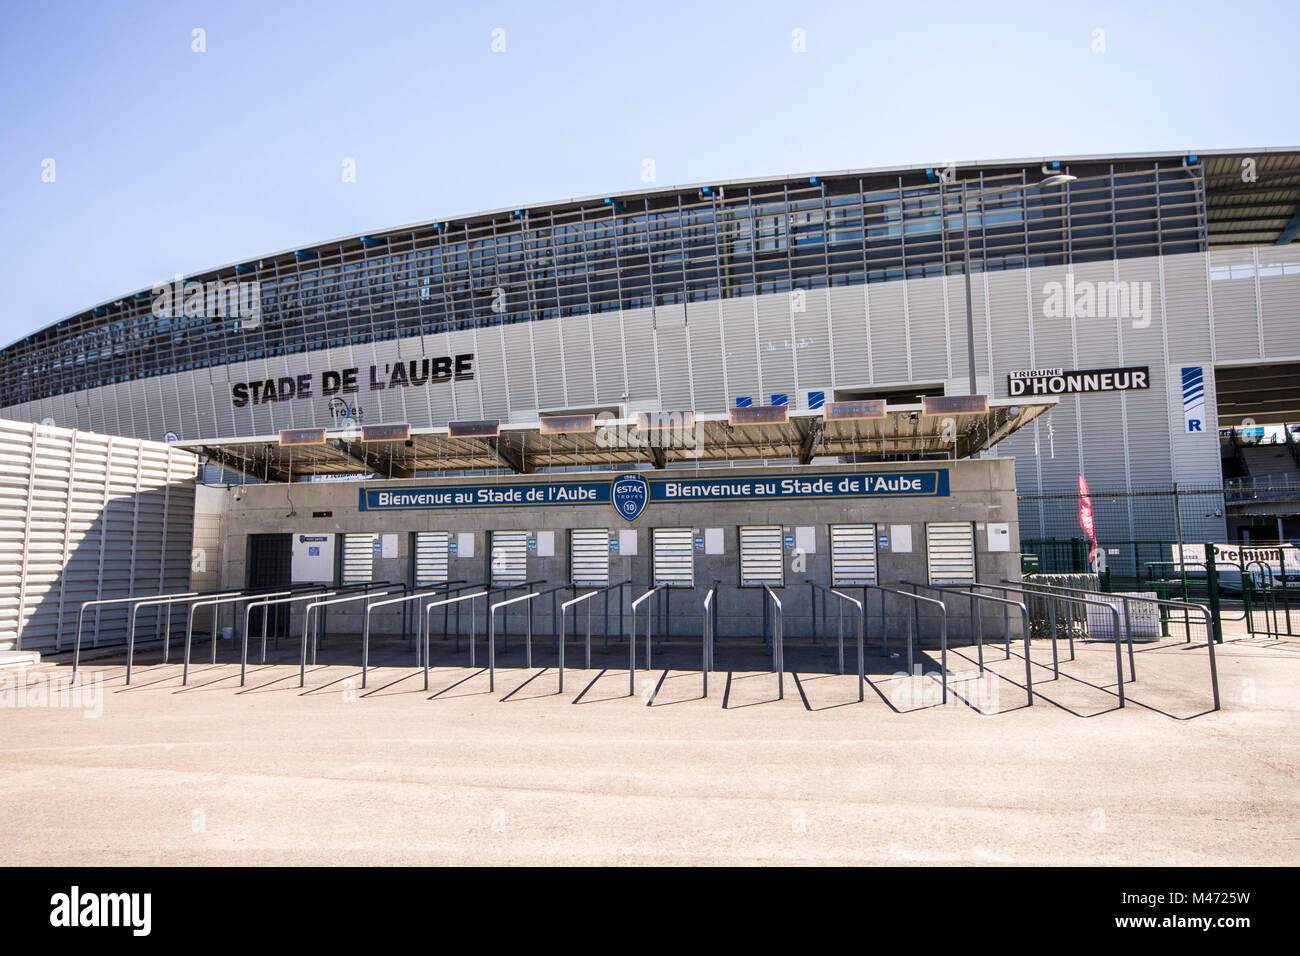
231, 354, 473, 408
359, 470, 948, 511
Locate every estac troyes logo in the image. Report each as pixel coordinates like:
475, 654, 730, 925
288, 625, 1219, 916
610, 474, 648, 522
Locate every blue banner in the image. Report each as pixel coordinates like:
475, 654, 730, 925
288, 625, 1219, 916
358, 469, 949, 513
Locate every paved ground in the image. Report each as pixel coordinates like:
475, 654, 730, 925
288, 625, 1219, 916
1, 623, 1297, 865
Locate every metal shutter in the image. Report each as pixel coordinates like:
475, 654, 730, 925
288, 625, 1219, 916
831, 524, 877, 585
739, 525, 784, 587
570, 529, 610, 587
926, 522, 975, 585
414, 531, 449, 585
341, 532, 377, 584
490, 530, 528, 585
652, 527, 694, 587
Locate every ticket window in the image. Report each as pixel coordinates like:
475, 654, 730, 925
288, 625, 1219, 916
570, 529, 611, 587
489, 530, 528, 587
830, 524, 878, 586
413, 531, 450, 586
341, 532, 378, 584
739, 525, 784, 588
926, 521, 976, 585
652, 527, 694, 588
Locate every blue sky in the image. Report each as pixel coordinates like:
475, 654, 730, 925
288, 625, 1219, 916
1, 0, 1294, 343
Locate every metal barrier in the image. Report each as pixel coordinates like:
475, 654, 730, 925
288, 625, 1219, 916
361, 586, 455, 687
761, 585, 785, 700
701, 585, 717, 697
422, 589, 491, 690
809, 583, 865, 703
557, 580, 631, 693
1005, 578, 1220, 711
629, 585, 667, 697
298, 588, 401, 687
72, 591, 198, 680
487, 588, 550, 692
975, 581, 1127, 706
863, 584, 949, 704
906, 581, 1033, 707
241, 588, 335, 685
128, 589, 242, 682
182, 590, 296, 684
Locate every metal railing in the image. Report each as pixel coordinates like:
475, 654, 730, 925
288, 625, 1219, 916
808, 583, 865, 703
701, 585, 717, 698
241, 588, 334, 685
862, 584, 949, 705
629, 585, 667, 697
1006, 578, 1219, 711
557, 580, 631, 693
73, 591, 198, 680
761, 585, 785, 700
975, 581, 1127, 706
906, 581, 1033, 707
129, 589, 243, 682
298, 588, 401, 687
182, 590, 298, 685
361, 586, 458, 687
487, 586, 551, 692
422, 589, 491, 690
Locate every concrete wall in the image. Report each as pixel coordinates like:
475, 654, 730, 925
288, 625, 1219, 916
213, 459, 1021, 649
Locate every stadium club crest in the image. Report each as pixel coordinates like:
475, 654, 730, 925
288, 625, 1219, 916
610, 474, 649, 522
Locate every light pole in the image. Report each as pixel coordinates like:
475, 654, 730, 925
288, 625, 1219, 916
958, 172, 1078, 396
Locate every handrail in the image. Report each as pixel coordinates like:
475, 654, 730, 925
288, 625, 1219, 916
701, 586, 716, 697
762, 585, 785, 700
240, 588, 335, 686
487, 584, 551, 692
361, 585, 453, 687
516, 584, 571, 672
629, 584, 667, 697
422, 590, 491, 690
980, 581, 1129, 707
298, 588, 400, 687
72, 591, 197, 680
127, 589, 241, 682
806, 581, 865, 702
1004, 578, 1219, 711
863, 584, 949, 705
905, 581, 1033, 707
557, 580, 630, 693
182, 590, 293, 685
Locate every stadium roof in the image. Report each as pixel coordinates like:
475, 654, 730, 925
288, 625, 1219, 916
177, 398, 1055, 482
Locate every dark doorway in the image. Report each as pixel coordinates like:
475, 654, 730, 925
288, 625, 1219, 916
247, 533, 293, 638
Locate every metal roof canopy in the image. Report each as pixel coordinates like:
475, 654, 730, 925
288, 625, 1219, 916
179, 398, 1056, 483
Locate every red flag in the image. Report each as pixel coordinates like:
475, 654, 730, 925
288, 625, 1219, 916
1077, 473, 1099, 565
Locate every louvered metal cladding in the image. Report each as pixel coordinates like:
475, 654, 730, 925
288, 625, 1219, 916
414, 531, 449, 585
341, 532, 377, 584
830, 524, 878, 586
490, 530, 528, 585
652, 527, 694, 587
570, 528, 610, 587
739, 525, 784, 588
0, 419, 198, 651
926, 521, 976, 585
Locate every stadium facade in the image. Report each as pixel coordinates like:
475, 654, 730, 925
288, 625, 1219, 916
3, 148, 1299, 552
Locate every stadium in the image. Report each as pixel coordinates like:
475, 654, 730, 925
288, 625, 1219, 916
1, 148, 1298, 656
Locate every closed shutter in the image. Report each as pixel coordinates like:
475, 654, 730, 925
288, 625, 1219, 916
341, 532, 377, 584
831, 524, 877, 585
739, 525, 784, 587
926, 522, 975, 585
490, 530, 528, 585
570, 529, 610, 586
414, 531, 449, 585
652, 527, 694, 587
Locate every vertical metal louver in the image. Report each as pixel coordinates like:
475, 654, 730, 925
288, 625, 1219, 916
739, 525, 784, 588
652, 527, 694, 587
414, 531, 449, 585
926, 522, 976, 585
341, 532, 377, 584
570, 529, 610, 587
490, 530, 528, 585
830, 524, 877, 586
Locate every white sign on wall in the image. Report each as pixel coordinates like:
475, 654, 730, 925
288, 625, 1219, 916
292, 533, 336, 583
